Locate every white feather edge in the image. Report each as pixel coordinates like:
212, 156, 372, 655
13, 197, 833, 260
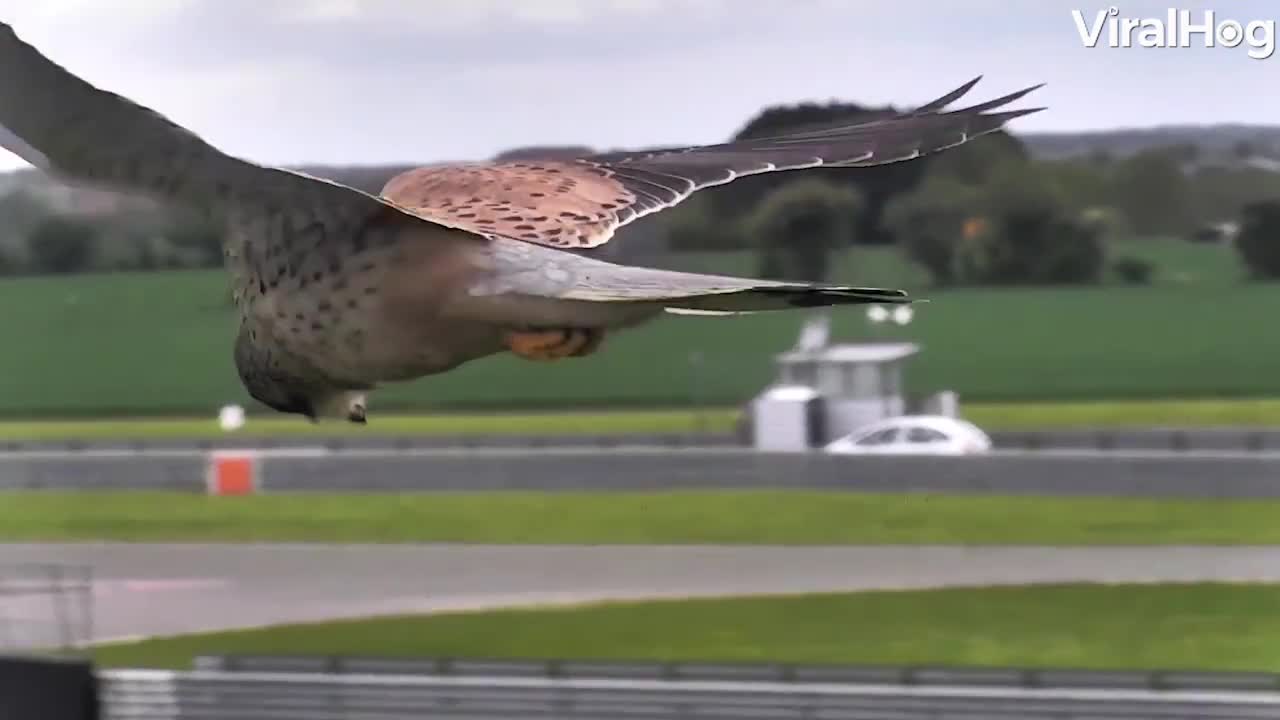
663, 307, 753, 316
0, 119, 50, 169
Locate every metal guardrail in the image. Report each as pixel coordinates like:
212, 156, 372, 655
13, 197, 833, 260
4, 446, 1279, 498
98, 667, 1280, 720
255, 447, 1280, 498
192, 655, 1280, 693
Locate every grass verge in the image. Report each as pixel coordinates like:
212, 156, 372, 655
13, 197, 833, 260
0, 408, 738, 440
5, 491, 1280, 545
93, 583, 1280, 671
965, 397, 1280, 429
13, 397, 1280, 442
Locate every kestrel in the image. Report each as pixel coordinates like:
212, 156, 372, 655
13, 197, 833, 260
0, 22, 1043, 423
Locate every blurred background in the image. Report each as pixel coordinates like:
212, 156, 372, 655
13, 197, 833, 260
3, 2, 1280, 719
4, 0, 1280, 425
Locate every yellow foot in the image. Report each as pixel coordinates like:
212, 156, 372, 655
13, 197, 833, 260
504, 328, 605, 361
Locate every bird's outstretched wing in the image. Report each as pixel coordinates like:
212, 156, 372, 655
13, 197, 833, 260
0, 21, 472, 236
382, 77, 1044, 250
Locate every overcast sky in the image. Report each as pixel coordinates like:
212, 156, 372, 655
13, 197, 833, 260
1, 0, 1278, 171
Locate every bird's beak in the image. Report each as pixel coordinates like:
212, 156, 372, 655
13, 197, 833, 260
348, 403, 367, 424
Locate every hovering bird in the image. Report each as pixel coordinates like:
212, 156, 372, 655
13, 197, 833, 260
0, 21, 1043, 423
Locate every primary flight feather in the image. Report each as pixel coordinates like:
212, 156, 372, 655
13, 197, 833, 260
0, 21, 1044, 422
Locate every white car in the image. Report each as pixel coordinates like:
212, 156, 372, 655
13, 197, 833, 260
824, 415, 992, 456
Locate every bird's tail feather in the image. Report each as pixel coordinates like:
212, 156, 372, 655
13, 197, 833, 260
661, 284, 911, 315
551, 259, 911, 314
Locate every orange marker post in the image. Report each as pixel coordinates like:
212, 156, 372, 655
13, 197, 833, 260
206, 451, 259, 496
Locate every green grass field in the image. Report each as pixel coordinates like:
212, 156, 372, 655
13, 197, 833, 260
10, 396, 1280, 442
963, 397, 1280, 429
2, 238, 1272, 418
5, 491, 1278, 545
0, 408, 740, 440
92, 583, 1280, 671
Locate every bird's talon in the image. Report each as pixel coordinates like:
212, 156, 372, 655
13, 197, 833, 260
505, 328, 604, 361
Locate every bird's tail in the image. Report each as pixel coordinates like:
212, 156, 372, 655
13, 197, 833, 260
550, 258, 912, 315
661, 284, 911, 315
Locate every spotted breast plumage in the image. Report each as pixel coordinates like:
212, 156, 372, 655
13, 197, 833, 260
0, 21, 1044, 423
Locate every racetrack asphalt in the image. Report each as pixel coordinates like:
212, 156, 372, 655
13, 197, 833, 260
2, 543, 1279, 646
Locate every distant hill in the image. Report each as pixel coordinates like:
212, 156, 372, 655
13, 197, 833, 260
1020, 124, 1280, 163
7, 123, 1280, 217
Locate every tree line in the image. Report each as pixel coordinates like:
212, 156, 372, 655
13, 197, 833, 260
3, 97, 1280, 286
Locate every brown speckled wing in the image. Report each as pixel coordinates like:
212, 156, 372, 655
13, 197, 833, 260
382, 77, 1043, 250
381, 162, 632, 249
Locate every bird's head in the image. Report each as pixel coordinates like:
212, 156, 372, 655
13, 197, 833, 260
233, 325, 368, 424
245, 383, 368, 424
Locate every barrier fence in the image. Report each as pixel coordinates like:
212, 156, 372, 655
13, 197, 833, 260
2, 446, 1279, 498
192, 654, 1280, 692
97, 666, 1280, 720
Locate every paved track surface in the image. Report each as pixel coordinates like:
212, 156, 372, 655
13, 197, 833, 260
3, 543, 1280, 645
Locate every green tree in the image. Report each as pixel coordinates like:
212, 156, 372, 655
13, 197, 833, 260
492, 145, 594, 162
163, 208, 226, 268
0, 189, 54, 272
1108, 148, 1194, 236
1083, 206, 1134, 245
705, 100, 1027, 247
890, 163, 1105, 287
0, 189, 53, 240
748, 178, 864, 282
662, 194, 747, 252
1040, 158, 1115, 215
1112, 256, 1154, 285
26, 215, 98, 274
883, 175, 981, 287
0, 247, 17, 276
925, 129, 1029, 186
959, 164, 1105, 286
1189, 167, 1280, 229
1235, 199, 1280, 279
